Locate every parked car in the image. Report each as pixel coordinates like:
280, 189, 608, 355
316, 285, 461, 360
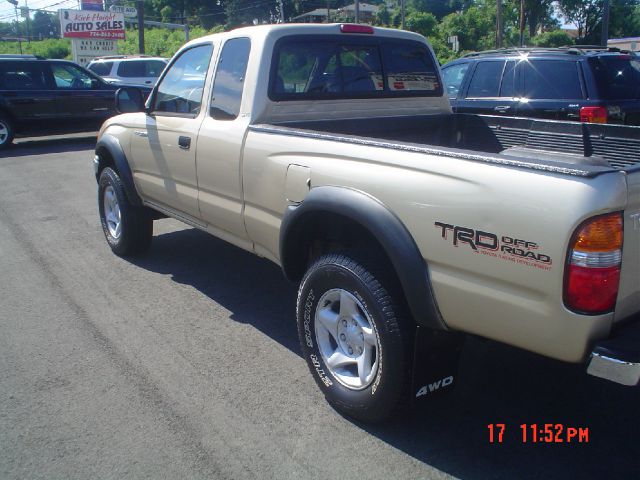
0, 56, 150, 149
87, 55, 168, 88
441, 46, 640, 125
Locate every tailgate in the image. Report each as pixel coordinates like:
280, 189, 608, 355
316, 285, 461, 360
615, 169, 640, 322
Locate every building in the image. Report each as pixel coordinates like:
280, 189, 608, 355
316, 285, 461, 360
608, 37, 640, 52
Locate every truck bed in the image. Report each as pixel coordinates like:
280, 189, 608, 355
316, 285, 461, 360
256, 114, 640, 176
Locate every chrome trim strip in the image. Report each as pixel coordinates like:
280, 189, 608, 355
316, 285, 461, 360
587, 352, 640, 386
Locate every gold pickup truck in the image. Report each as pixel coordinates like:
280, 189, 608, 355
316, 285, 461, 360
93, 24, 640, 422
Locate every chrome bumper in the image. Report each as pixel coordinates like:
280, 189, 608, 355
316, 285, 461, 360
586, 318, 640, 387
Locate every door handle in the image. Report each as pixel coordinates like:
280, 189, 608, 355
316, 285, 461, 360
133, 131, 148, 137
494, 105, 511, 112
178, 136, 191, 150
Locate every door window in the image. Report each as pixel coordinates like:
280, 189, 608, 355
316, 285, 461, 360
210, 37, 251, 121
500, 61, 516, 97
523, 60, 583, 99
51, 64, 94, 89
153, 44, 213, 115
117, 60, 167, 78
467, 61, 505, 98
441, 63, 468, 98
0, 62, 47, 90
88, 61, 113, 76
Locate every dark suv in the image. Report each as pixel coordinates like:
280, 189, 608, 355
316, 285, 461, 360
0, 55, 123, 149
441, 46, 640, 126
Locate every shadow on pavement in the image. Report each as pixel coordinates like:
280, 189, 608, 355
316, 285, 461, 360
1, 135, 97, 158
133, 227, 640, 480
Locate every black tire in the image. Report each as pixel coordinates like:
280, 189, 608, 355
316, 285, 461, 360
0, 114, 15, 149
297, 253, 414, 422
98, 167, 152, 256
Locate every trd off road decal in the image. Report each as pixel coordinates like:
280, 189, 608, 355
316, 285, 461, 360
435, 222, 553, 271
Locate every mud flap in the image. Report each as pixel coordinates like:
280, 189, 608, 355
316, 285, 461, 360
411, 326, 465, 403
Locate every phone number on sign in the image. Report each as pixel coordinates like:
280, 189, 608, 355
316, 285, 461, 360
488, 423, 590, 443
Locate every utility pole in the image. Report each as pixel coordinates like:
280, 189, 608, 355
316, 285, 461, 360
278, 0, 284, 23
326, 0, 330, 23
601, 0, 610, 47
6, 0, 22, 53
24, 0, 30, 43
495, 0, 502, 48
401, 0, 405, 30
137, 0, 144, 54
519, 0, 525, 47
355, 0, 359, 23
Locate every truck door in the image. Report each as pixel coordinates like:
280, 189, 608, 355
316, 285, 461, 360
128, 43, 213, 219
456, 60, 517, 116
195, 37, 252, 241
515, 59, 584, 120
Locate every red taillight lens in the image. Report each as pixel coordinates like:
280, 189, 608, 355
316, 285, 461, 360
564, 213, 623, 314
580, 106, 608, 124
340, 24, 374, 34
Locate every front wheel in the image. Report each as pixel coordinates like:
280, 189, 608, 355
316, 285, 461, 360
98, 167, 152, 256
297, 253, 414, 422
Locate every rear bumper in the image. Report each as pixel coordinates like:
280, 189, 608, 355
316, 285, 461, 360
587, 316, 640, 386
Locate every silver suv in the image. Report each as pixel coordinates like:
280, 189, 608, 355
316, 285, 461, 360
87, 55, 168, 88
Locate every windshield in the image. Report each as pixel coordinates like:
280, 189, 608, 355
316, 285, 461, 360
588, 55, 640, 100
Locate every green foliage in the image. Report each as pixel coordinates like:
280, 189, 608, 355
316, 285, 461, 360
117, 26, 218, 57
405, 11, 438, 37
531, 30, 574, 48
0, 38, 71, 59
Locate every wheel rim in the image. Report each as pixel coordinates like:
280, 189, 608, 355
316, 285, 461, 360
315, 289, 380, 390
103, 185, 121, 239
0, 121, 8, 144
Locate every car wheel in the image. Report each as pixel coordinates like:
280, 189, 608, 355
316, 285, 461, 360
0, 114, 15, 149
98, 167, 152, 256
297, 253, 414, 422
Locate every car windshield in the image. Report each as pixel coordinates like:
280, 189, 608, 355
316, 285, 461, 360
588, 55, 640, 100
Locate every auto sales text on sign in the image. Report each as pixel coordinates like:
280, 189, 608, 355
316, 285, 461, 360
59, 10, 125, 40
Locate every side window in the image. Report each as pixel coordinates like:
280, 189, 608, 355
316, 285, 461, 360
466, 61, 505, 98
210, 37, 251, 121
51, 64, 94, 89
441, 63, 469, 98
89, 61, 113, 76
117, 61, 145, 78
524, 60, 582, 99
154, 44, 213, 115
0, 62, 47, 90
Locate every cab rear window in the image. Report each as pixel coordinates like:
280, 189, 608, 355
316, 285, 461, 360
270, 36, 441, 100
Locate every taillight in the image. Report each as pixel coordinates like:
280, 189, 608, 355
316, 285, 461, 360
580, 106, 608, 123
564, 212, 623, 314
340, 24, 374, 34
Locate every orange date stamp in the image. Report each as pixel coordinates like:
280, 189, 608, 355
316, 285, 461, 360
488, 423, 590, 444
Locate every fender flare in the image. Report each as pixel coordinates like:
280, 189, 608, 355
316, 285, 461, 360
95, 134, 143, 207
280, 186, 447, 331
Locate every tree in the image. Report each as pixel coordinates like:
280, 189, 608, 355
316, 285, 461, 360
405, 11, 438, 37
32, 11, 59, 40
557, 0, 603, 40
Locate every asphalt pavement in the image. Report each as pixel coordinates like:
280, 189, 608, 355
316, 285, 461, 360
0, 136, 638, 479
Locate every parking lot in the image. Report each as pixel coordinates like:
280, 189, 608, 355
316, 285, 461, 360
0, 136, 638, 479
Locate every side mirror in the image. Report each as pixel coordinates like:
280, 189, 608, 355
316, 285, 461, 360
115, 87, 146, 114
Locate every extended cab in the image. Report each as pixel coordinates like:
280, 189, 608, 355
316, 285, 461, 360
94, 24, 640, 422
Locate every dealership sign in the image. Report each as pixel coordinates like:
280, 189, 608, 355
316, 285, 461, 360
81, 0, 104, 11
59, 10, 125, 40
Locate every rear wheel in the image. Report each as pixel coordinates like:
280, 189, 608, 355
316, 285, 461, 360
297, 253, 414, 422
98, 167, 152, 256
0, 115, 15, 149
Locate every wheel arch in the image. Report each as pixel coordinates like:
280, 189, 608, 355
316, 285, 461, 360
280, 186, 447, 330
95, 134, 143, 207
